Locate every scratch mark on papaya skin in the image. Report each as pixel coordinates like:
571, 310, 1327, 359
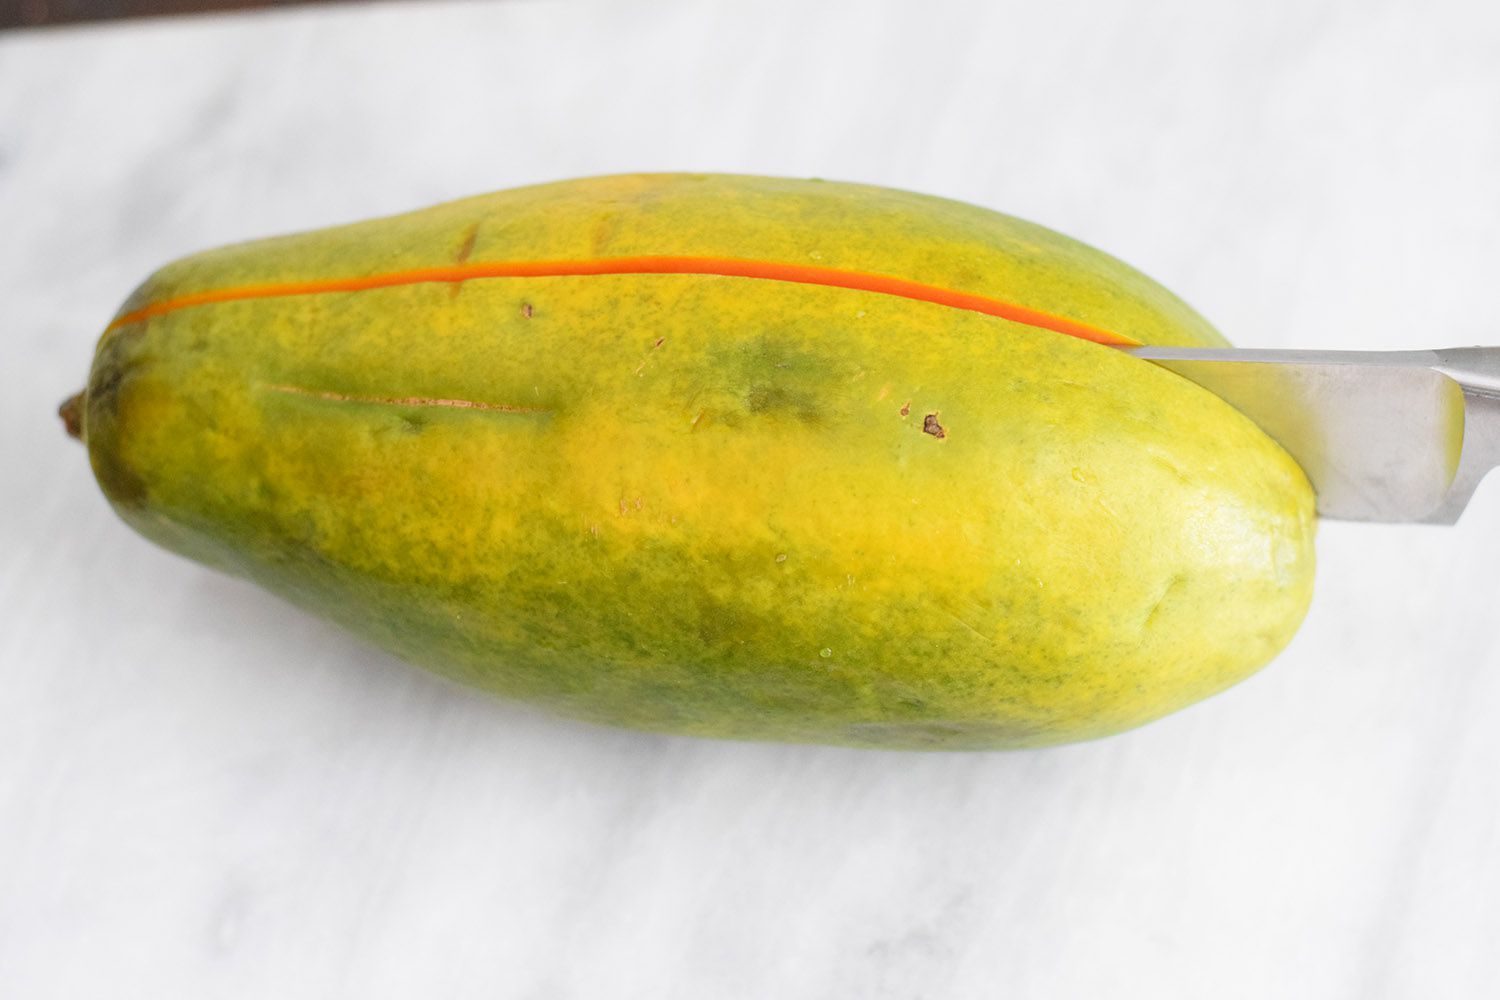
261, 383, 549, 414
105, 255, 1141, 347
945, 608, 987, 641
454, 224, 480, 264
448, 224, 482, 298
1143, 574, 1186, 630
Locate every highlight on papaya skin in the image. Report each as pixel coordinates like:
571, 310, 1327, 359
64, 173, 1314, 751
102, 255, 1142, 348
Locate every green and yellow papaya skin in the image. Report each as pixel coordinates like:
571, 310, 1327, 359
73, 173, 1316, 749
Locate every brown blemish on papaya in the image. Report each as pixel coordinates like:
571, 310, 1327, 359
448, 224, 481, 298
521, 302, 534, 319
454, 224, 480, 264
590, 213, 620, 255
653, 337, 665, 349
899, 401, 910, 417
923, 413, 946, 439
59, 392, 84, 440
262, 383, 548, 414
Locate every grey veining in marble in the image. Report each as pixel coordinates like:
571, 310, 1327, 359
3, 1, 1500, 997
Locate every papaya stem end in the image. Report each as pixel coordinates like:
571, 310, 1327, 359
59, 392, 84, 441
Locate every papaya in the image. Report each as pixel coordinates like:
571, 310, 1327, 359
69, 173, 1316, 749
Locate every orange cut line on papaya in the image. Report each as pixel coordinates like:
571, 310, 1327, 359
104, 255, 1142, 347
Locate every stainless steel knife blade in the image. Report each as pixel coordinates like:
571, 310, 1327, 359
1123, 346, 1500, 524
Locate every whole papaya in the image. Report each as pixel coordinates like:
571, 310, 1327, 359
71, 173, 1315, 749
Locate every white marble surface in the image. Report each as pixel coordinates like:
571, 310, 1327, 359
4, 1, 1500, 996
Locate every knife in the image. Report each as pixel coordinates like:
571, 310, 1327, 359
1124, 346, 1500, 524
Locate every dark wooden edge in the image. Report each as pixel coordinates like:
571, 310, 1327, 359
1, 0, 388, 30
